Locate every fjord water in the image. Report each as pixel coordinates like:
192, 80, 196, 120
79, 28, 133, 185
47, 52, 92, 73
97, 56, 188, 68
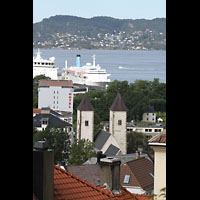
33, 49, 166, 83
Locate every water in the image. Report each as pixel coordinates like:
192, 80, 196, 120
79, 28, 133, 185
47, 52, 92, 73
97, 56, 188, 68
33, 49, 166, 83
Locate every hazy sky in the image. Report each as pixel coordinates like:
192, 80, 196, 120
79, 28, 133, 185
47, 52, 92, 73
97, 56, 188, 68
33, 0, 166, 23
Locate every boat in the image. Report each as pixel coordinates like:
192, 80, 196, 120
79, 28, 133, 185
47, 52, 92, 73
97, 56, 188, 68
33, 49, 58, 80
58, 54, 111, 88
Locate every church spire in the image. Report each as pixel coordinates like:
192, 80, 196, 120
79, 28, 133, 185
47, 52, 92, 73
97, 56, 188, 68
109, 92, 128, 111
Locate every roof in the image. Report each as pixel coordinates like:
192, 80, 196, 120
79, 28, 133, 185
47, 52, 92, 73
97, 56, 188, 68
94, 129, 111, 150
33, 113, 72, 128
77, 94, 94, 111
33, 108, 41, 114
120, 157, 154, 192
54, 165, 149, 200
39, 80, 73, 87
67, 164, 100, 186
148, 132, 166, 146
109, 93, 128, 111
145, 105, 155, 113
104, 144, 120, 157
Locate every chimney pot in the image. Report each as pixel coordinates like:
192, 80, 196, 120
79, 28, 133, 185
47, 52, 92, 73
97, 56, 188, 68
136, 150, 140, 159
34, 141, 48, 150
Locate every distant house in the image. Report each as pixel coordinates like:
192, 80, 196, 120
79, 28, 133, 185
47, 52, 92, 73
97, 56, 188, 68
126, 122, 164, 139
142, 105, 156, 123
148, 132, 166, 199
120, 157, 154, 195
33, 107, 72, 134
33, 108, 73, 124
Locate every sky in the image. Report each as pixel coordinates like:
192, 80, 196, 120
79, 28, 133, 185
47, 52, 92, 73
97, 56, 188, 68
33, 0, 166, 23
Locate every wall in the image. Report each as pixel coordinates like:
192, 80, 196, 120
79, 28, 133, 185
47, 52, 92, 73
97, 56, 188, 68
38, 86, 73, 113
153, 146, 166, 199
109, 111, 127, 154
77, 110, 94, 142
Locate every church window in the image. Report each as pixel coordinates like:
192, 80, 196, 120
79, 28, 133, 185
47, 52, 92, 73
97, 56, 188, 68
85, 121, 89, 126
118, 120, 122, 125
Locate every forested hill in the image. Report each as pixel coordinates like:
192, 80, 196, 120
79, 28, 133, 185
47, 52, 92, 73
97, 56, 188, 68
33, 15, 166, 50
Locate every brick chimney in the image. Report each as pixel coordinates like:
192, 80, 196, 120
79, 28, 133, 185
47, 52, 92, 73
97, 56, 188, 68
100, 157, 121, 194
33, 141, 54, 200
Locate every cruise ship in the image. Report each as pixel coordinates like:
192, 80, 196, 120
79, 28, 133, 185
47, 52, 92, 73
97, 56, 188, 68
59, 54, 111, 87
33, 49, 58, 80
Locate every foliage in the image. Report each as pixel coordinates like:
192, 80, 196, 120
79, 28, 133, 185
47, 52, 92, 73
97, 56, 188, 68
67, 139, 96, 165
33, 126, 71, 163
127, 131, 153, 154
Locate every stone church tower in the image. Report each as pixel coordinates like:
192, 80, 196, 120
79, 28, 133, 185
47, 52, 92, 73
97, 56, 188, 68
109, 93, 128, 154
77, 94, 94, 142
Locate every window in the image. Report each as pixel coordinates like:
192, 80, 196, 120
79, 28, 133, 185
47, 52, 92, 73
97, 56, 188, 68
85, 121, 89, 126
146, 118, 149, 120
118, 120, 122, 125
149, 129, 152, 132
123, 175, 130, 184
145, 129, 148, 132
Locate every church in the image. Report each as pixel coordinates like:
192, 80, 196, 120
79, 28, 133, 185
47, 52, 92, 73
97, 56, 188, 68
76, 92, 128, 155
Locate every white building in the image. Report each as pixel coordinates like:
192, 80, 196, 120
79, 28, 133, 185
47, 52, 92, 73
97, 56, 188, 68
109, 93, 128, 154
76, 94, 94, 142
142, 105, 156, 123
38, 80, 74, 113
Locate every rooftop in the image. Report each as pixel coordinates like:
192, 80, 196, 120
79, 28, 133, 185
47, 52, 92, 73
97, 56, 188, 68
54, 165, 149, 200
109, 93, 128, 111
39, 80, 73, 87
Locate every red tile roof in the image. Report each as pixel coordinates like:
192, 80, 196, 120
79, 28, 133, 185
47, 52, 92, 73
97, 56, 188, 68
148, 132, 166, 144
54, 165, 149, 200
33, 108, 41, 114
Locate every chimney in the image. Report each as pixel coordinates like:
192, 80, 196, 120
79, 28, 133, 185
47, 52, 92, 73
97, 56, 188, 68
136, 150, 140, 159
33, 141, 54, 200
100, 157, 121, 194
96, 151, 106, 164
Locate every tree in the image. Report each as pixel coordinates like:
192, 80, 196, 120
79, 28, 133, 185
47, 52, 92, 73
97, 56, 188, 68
33, 126, 71, 163
127, 131, 153, 154
68, 139, 96, 165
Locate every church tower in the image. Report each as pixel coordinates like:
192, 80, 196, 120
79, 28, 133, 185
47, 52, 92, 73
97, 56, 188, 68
77, 94, 94, 142
109, 93, 128, 154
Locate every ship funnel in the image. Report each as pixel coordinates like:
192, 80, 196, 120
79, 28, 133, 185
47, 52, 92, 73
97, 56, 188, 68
76, 54, 81, 67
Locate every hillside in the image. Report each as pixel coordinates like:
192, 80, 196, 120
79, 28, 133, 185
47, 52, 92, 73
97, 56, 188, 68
33, 15, 166, 50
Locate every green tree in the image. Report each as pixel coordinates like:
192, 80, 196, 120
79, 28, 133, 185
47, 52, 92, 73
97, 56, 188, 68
68, 139, 96, 165
33, 126, 71, 163
127, 131, 153, 154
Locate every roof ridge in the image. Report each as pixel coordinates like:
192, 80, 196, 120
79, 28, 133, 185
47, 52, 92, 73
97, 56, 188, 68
54, 165, 114, 199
